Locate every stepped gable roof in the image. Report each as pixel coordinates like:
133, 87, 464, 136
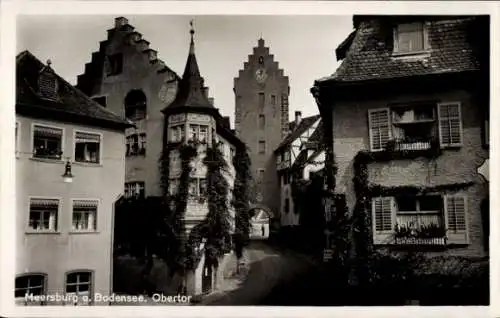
16, 50, 133, 130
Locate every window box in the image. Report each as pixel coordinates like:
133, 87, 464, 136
32, 124, 63, 160
372, 194, 468, 245
368, 102, 462, 154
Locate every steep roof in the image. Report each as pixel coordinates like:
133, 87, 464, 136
317, 16, 484, 84
165, 23, 214, 110
275, 114, 321, 153
16, 50, 133, 130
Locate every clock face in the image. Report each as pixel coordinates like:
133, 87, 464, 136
255, 68, 268, 84
159, 79, 178, 105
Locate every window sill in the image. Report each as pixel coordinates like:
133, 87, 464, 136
69, 230, 100, 235
391, 50, 431, 59
29, 157, 65, 164
72, 161, 102, 167
25, 230, 61, 235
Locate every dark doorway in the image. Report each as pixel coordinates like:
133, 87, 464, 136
202, 264, 213, 294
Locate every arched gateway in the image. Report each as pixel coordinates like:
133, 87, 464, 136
248, 204, 274, 240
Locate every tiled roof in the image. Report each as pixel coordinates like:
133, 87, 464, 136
17, 51, 132, 129
319, 16, 482, 83
275, 114, 321, 153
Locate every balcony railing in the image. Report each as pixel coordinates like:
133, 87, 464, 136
394, 237, 446, 245
394, 213, 446, 246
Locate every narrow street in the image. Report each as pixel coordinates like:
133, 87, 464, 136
201, 240, 319, 305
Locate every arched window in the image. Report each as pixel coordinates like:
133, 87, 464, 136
15, 273, 47, 305
124, 90, 147, 121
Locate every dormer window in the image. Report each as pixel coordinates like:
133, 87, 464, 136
393, 22, 429, 55
38, 60, 58, 100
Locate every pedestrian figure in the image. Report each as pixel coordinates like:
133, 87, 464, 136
261, 225, 265, 237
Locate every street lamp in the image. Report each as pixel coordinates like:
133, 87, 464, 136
62, 159, 74, 183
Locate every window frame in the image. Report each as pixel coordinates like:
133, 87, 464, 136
15, 273, 48, 304
64, 270, 94, 305
393, 21, 430, 56
258, 140, 266, 154
27, 197, 61, 233
31, 123, 65, 161
368, 108, 392, 152
258, 114, 266, 129
70, 198, 99, 233
73, 129, 103, 164
437, 102, 463, 148
124, 181, 145, 199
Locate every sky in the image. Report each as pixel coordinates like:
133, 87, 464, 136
17, 15, 353, 125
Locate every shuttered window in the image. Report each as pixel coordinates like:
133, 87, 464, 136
438, 102, 463, 147
444, 195, 468, 244
368, 109, 391, 151
372, 196, 395, 244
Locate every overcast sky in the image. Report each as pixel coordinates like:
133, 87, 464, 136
17, 15, 352, 125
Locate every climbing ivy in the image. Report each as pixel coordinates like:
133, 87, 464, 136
231, 148, 253, 259
202, 143, 231, 268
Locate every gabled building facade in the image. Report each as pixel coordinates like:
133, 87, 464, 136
234, 38, 290, 221
274, 112, 322, 227
15, 51, 132, 304
76, 17, 184, 199
312, 16, 489, 256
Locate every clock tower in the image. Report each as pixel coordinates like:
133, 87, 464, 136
234, 38, 290, 217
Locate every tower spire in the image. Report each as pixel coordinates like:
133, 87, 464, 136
189, 19, 195, 55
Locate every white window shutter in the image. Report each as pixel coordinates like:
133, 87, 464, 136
437, 102, 463, 147
368, 108, 391, 151
444, 195, 468, 244
372, 196, 395, 244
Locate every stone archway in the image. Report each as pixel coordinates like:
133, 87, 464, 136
248, 204, 274, 240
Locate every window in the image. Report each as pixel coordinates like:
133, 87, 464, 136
437, 102, 462, 147
33, 125, 63, 160
372, 195, 468, 245
258, 140, 266, 154
65, 271, 92, 305
394, 22, 427, 54
106, 53, 123, 76
28, 198, 59, 232
259, 93, 265, 110
92, 96, 107, 107
271, 95, 276, 106
124, 90, 147, 121
257, 169, 265, 182
188, 124, 208, 142
72, 200, 98, 232
139, 133, 147, 155
284, 198, 290, 214
126, 133, 146, 156
125, 182, 145, 198
367, 102, 463, 152
258, 114, 265, 129
75, 131, 101, 164
187, 178, 206, 198
15, 274, 46, 298
170, 125, 185, 143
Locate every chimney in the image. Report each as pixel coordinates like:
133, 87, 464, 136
115, 17, 129, 28
295, 111, 302, 126
208, 97, 214, 106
